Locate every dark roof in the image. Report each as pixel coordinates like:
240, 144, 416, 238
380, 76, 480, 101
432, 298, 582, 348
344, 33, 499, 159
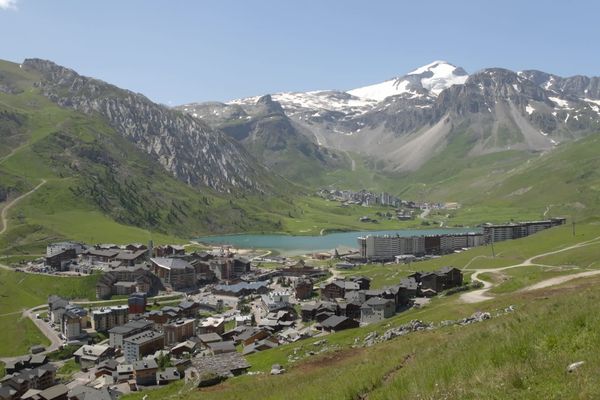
198, 333, 222, 343
108, 319, 153, 334
97, 359, 119, 371
67, 385, 119, 400
364, 297, 394, 306
124, 330, 163, 345
438, 266, 460, 274
116, 250, 147, 261
156, 367, 180, 381
133, 359, 158, 371
236, 327, 262, 341
38, 384, 68, 400
86, 249, 119, 258
321, 315, 351, 328
207, 341, 236, 353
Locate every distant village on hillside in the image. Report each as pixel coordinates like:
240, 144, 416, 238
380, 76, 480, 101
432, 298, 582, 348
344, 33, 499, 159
0, 217, 566, 399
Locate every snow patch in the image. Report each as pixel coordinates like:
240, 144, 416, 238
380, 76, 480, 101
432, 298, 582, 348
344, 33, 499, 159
347, 79, 410, 101
549, 96, 570, 109
525, 104, 535, 115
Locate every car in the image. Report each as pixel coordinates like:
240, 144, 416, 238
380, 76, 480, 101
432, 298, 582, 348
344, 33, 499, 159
35, 313, 40, 319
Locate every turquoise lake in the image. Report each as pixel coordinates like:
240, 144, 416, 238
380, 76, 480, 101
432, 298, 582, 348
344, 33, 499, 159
195, 227, 481, 254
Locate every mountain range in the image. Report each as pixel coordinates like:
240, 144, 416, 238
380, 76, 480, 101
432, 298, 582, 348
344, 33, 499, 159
1, 57, 600, 249
179, 60, 600, 174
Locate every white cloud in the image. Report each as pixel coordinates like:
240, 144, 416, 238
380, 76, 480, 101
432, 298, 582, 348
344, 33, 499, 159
0, 0, 18, 10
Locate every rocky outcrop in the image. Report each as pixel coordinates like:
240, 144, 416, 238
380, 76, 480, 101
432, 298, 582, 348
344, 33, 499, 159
22, 58, 273, 194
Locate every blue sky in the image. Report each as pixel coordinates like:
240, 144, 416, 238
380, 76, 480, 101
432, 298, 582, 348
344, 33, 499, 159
1, 0, 599, 105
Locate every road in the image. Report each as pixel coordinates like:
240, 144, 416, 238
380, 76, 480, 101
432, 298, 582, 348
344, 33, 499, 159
0, 305, 63, 364
0, 179, 47, 235
460, 235, 600, 303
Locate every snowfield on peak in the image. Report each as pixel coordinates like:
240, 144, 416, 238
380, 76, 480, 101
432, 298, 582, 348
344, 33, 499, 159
347, 61, 468, 101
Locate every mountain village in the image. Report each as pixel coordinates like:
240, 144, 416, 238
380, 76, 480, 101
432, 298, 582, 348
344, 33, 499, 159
0, 216, 567, 400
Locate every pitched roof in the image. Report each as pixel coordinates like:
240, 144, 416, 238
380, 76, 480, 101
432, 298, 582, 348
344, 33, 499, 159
321, 315, 350, 328
207, 341, 236, 353
133, 359, 158, 371
151, 257, 193, 270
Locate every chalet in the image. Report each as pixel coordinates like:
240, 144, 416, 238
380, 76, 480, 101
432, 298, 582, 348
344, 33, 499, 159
94, 359, 119, 378
126, 243, 147, 252
320, 315, 359, 332
170, 340, 197, 357
300, 304, 318, 322
84, 249, 119, 264
178, 300, 200, 318
0, 364, 56, 398
207, 341, 236, 355
438, 266, 463, 287
294, 278, 313, 300
73, 345, 114, 370
242, 338, 279, 355
133, 359, 159, 386
154, 245, 186, 257
236, 327, 270, 346
115, 250, 148, 266
350, 276, 371, 290
338, 301, 362, 320
410, 267, 463, 294
419, 272, 444, 293
360, 297, 395, 324
320, 280, 360, 300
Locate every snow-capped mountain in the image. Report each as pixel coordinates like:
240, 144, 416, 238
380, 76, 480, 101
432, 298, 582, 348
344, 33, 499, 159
179, 61, 600, 176
347, 61, 469, 101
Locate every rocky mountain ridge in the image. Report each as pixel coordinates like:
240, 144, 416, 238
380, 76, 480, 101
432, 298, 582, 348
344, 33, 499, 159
186, 62, 600, 173
22, 58, 275, 194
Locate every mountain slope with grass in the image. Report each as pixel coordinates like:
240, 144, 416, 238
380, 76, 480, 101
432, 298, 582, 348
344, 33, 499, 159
0, 59, 311, 253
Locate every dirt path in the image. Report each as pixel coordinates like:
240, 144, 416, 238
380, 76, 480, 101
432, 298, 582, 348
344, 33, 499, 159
521, 270, 600, 292
460, 235, 600, 303
0, 179, 47, 235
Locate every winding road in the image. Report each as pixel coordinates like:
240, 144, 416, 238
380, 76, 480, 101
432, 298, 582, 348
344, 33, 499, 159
460, 235, 600, 303
0, 179, 47, 235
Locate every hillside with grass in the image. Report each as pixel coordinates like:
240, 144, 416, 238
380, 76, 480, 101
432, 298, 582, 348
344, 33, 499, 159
0, 268, 98, 357
122, 218, 600, 399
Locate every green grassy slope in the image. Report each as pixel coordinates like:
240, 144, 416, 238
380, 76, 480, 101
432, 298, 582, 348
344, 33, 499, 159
395, 129, 600, 224
0, 268, 98, 356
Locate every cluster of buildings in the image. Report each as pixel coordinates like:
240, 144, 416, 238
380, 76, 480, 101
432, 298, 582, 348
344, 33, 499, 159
482, 218, 566, 244
300, 267, 464, 331
317, 189, 404, 207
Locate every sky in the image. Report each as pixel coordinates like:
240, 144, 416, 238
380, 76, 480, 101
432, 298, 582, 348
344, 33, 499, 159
1, 0, 599, 105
